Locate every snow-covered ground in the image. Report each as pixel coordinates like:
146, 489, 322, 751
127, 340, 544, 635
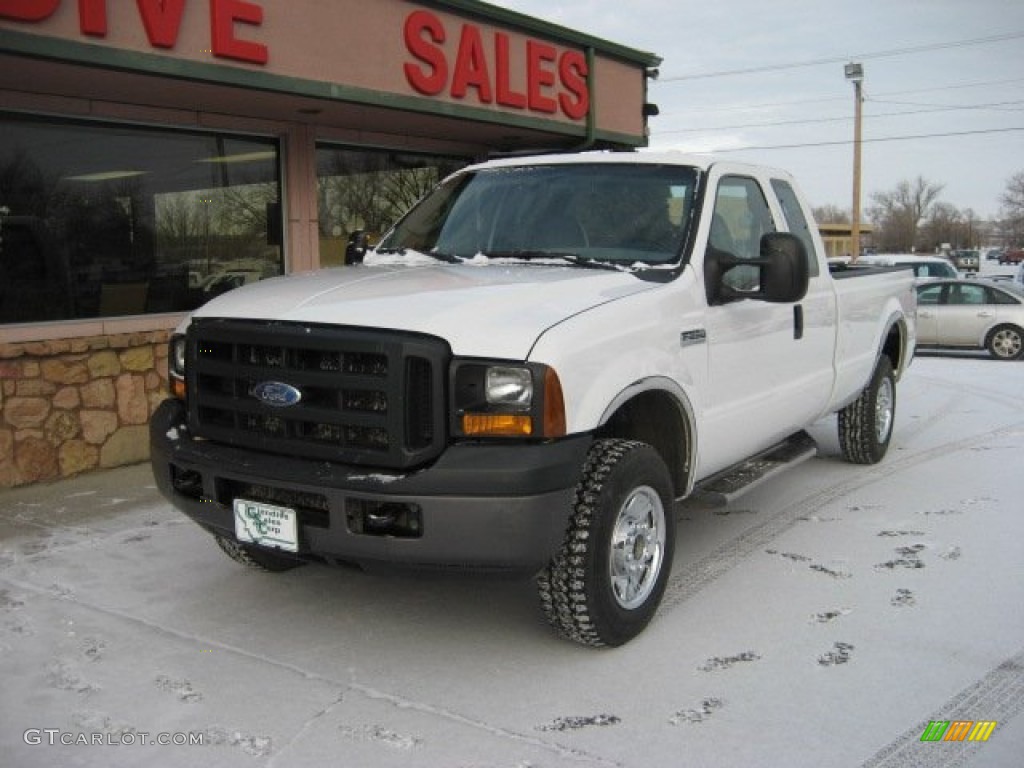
2, 275, 1023, 768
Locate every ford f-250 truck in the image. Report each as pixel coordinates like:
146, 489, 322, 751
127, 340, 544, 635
150, 152, 916, 647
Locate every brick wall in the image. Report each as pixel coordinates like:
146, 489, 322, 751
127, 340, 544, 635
0, 331, 170, 488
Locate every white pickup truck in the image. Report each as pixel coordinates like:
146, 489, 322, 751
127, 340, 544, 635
151, 153, 916, 647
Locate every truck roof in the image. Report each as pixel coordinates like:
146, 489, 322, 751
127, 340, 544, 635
472, 150, 792, 180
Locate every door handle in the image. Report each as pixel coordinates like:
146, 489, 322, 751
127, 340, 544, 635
977, 311, 995, 318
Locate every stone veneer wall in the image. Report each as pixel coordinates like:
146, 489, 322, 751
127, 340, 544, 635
0, 330, 170, 488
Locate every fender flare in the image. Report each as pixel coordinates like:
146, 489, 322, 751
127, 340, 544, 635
597, 376, 699, 499
877, 309, 913, 380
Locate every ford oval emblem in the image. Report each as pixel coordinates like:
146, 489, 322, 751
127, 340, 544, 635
252, 381, 302, 408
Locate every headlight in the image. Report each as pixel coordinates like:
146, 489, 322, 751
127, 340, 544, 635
169, 335, 187, 400
452, 361, 565, 438
486, 367, 533, 406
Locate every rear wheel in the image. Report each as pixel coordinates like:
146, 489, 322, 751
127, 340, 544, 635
538, 439, 675, 647
838, 356, 895, 465
986, 325, 1023, 360
214, 534, 305, 572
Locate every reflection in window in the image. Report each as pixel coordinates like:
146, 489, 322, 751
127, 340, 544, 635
0, 115, 282, 324
916, 285, 943, 305
712, 176, 776, 292
315, 146, 466, 266
949, 284, 986, 305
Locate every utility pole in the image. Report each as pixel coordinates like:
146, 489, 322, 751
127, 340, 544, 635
845, 62, 864, 261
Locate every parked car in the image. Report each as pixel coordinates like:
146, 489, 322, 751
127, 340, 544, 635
856, 253, 957, 280
951, 249, 980, 273
985, 248, 1004, 261
999, 249, 1024, 265
916, 279, 1024, 360
200, 269, 264, 296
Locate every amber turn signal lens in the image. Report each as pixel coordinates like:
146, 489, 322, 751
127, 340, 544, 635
542, 366, 566, 437
462, 413, 533, 437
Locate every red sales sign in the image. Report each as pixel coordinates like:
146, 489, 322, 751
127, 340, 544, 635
403, 9, 589, 120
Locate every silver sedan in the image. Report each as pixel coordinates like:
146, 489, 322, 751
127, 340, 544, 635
916, 279, 1024, 360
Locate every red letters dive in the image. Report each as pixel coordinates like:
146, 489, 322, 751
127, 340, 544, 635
0, 0, 268, 64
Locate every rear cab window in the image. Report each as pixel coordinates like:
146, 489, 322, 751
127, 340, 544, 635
770, 179, 820, 277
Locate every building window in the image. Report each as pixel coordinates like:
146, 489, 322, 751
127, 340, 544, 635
315, 146, 467, 266
0, 114, 282, 325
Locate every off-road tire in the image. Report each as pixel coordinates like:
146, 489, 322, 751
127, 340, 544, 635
838, 356, 895, 465
214, 534, 305, 572
537, 439, 675, 647
985, 324, 1023, 361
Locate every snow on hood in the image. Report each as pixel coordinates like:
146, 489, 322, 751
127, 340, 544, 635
188, 260, 657, 359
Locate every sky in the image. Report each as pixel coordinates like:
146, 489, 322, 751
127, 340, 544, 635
499, 0, 1024, 222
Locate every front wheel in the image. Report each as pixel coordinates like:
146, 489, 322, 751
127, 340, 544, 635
538, 439, 675, 647
986, 325, 1023, 360
838, 356, 895, 465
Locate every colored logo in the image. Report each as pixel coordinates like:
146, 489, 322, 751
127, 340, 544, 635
252, 381, 302, 408
920, 720, 997, 742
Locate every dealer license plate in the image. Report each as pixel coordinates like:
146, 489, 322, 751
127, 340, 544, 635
233, 499, 299, 553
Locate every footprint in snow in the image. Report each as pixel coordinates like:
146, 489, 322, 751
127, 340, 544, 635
155, 675, 203, 703
818, 642, 854, 666
669, 698, 724, 725
537, 714, 621, 732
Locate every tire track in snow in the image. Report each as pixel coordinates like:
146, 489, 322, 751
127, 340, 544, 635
861, 647, 1024, 768
909, 371, 1024, 414
659, 418, 1024, 613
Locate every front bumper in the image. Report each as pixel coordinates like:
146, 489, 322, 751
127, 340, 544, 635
150, 399, 589, 575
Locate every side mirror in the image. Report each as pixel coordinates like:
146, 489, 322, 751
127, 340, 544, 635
344, 230, 368, 265
705, 232, 809, 305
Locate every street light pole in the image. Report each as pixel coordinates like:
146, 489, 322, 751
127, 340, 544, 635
845, 62, 864, 261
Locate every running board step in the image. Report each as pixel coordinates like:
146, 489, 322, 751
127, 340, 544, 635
693, 431, 818, 506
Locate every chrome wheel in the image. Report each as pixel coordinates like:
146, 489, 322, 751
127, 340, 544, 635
989, 327, 1022, 360
609, 485, 667, 610
875, 375, 894, 444
538, 440, 675, 646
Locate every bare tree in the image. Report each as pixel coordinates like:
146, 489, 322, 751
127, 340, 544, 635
867, 176, 944, 252
812, 205, 849, 225
922, 202, 962, 251
318, 158, 446, 239
1000, 170, 1024, 247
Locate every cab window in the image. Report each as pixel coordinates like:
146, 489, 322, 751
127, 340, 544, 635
770, 179, 819, 277
710, 176, 776, 291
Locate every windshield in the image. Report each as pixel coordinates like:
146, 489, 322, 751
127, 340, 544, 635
376, 163, 699, 267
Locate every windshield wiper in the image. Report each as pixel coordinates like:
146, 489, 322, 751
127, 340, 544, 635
373, 246, 461, 263
481, 250, 620, 271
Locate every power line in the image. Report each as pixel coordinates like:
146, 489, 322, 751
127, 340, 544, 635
681, 126, 1024, 152
655, 100, 1024, 135
869, 98, 1024, 112
658, 31, 1024, 82
653, 76, 1024, 117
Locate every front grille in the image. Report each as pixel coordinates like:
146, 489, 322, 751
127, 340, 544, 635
186, 319, 449, 468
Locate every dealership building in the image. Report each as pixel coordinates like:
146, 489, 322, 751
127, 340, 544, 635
0, 0, 659, 487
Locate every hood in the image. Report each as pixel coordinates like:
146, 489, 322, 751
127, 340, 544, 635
188, 261, 657, 359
